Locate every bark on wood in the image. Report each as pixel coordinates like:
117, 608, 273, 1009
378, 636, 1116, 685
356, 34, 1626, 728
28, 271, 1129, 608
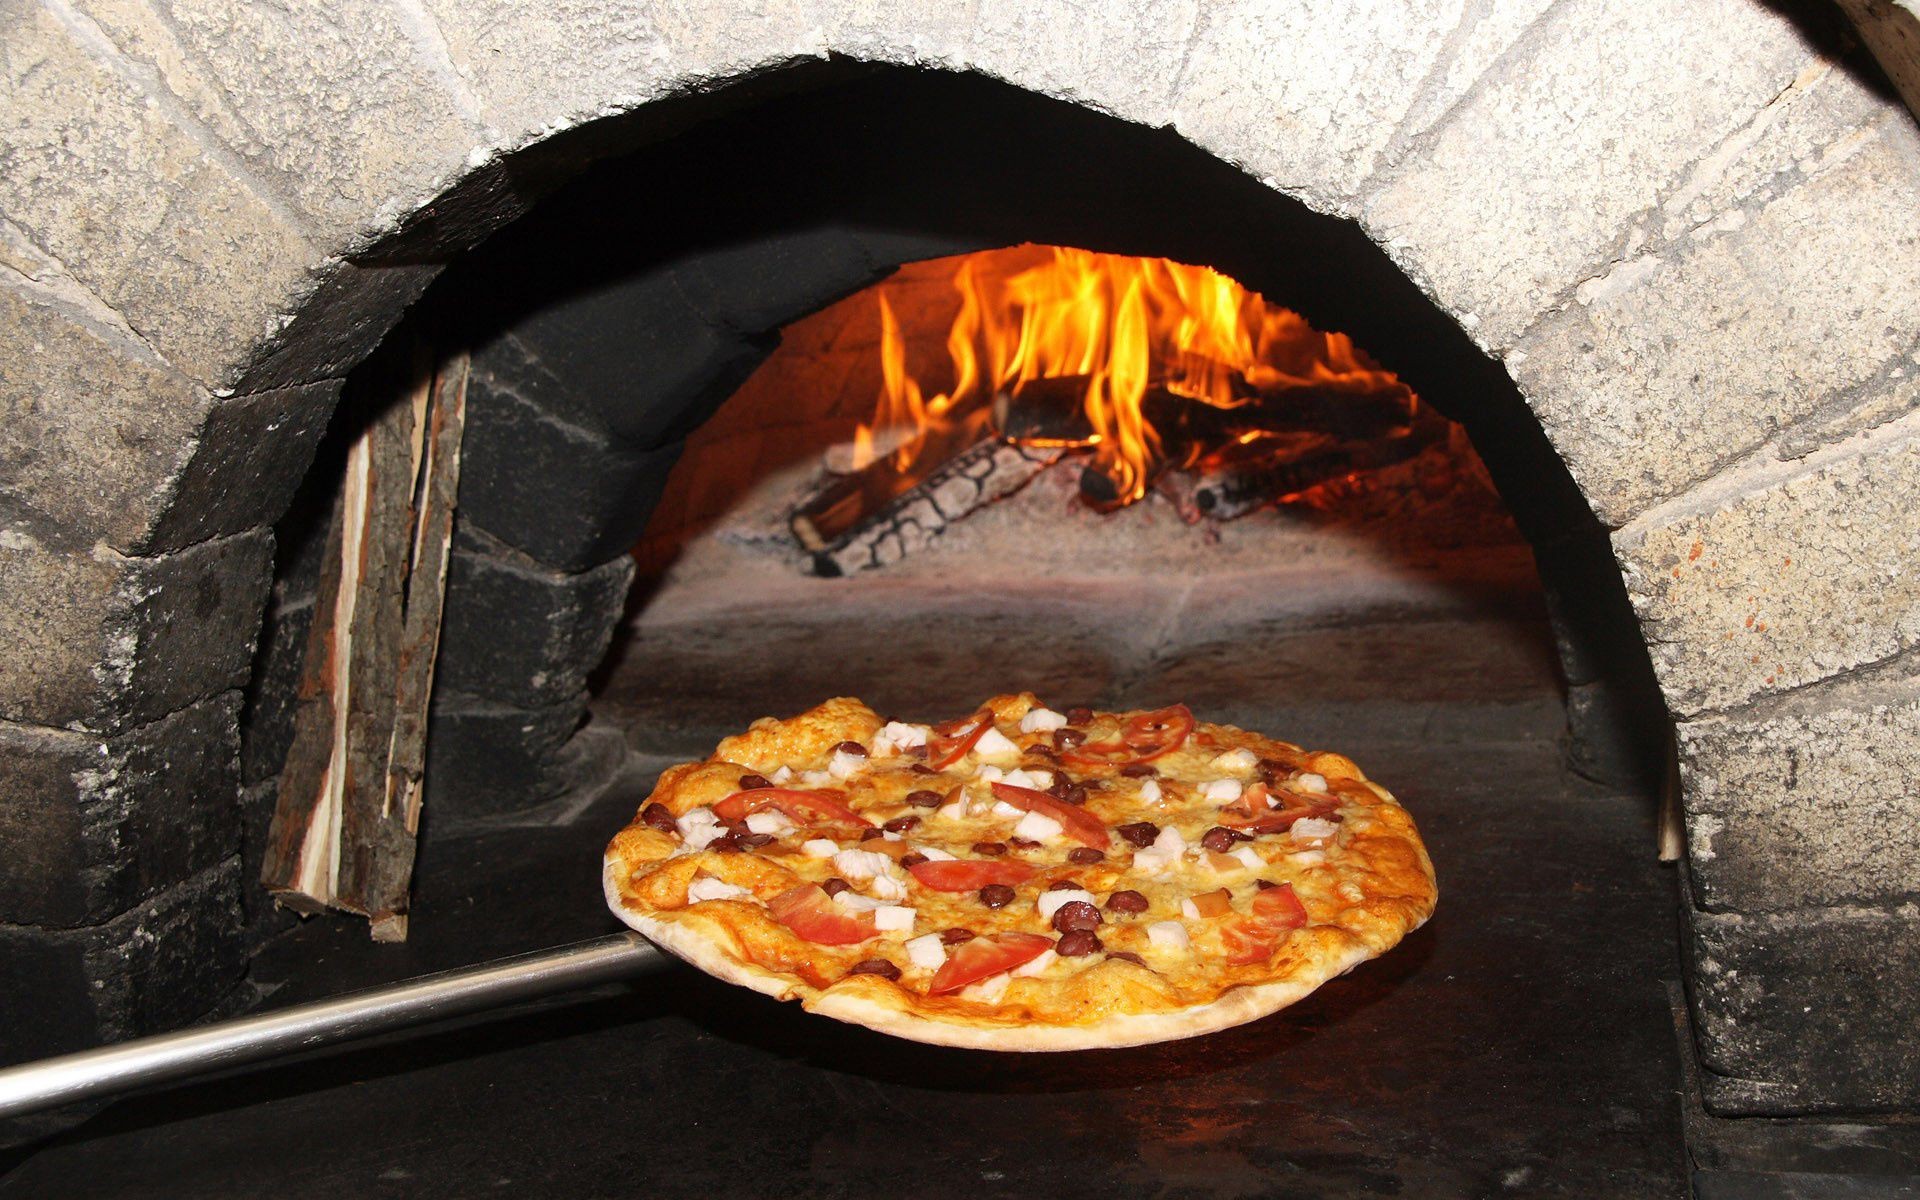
261, 347, 468, 940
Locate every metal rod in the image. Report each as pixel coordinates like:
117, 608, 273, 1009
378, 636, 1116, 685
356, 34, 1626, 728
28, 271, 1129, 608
0, 931, 666, 1121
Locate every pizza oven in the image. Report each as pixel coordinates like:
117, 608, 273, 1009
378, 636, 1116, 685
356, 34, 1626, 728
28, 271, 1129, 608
4, 2, 1919, 1193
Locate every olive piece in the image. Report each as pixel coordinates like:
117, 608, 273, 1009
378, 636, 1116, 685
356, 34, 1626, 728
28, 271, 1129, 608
900, 852, 929, 869
737, 773, 773, 790
905, 789, 944, 808
1055, 930, 1103, 957
1116, 822, 1160, 849
1050, 901, 1104, 933
1105, 889, 1149, 914
884, 815, 920, 834
821, 878, 851, 897
1119, 763, 1157, 779
640, 803, 678, 833
833, 741, 869, 758
940, 927, 977, 945
972, 841, 1008, 857
848, 959, 900, 980
1066, 847, 1105, 865
978, 884, 1016, 908
1065, 707, 1095, 726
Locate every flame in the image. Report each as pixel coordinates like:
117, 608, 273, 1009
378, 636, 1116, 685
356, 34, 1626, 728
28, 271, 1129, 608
856, 245, 1409, 503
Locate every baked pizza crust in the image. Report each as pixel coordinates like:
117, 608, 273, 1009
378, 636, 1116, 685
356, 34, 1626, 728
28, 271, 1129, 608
603, 695, 1435, 1051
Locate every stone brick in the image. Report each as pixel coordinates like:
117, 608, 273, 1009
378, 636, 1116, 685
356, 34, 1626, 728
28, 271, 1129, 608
1616, 424, 1920, 717
0, 857, 246, 1064
238, 594, 313, 785
422, 690, 588, 820
1511, 117, 1920, 522
1176, 0, 1487, 211
458, 377, 687, 572
471, 273, 770, 449
234, 261, 440, 394
1364, 0, 1818, 349
1679, 657, 1920, 912
667, 227, 886, 336
0, 281, 337, 554
0, 528, 272, 733
437, 530, 635, 709
0, 0, 319, 389
84, 0, 483, 240
0, 694, 240, 928
1686, 899, 1920, 1114
972, 0, 1197, 127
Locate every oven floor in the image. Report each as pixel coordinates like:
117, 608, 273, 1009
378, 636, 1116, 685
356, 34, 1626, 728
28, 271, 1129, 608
0, 714, 1687, 1198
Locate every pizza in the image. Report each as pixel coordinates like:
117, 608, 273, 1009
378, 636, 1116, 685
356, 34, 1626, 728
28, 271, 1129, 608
602, 694, 1436, 1050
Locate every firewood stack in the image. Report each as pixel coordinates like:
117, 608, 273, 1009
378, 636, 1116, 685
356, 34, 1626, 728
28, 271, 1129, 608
788, 364, 1438, 573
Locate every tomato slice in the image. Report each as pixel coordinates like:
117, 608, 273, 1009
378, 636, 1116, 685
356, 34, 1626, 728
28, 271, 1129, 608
1219, 786, 1337, 834
989, 782, 1111, 849
927, 931, 1055, 996
1060, 704, 1195, 768
906, 858, 1038, 892
712, 787, 871, 828
927, 710, 996, 770
768, 884, 876, 945
1220, 883, 1310, 965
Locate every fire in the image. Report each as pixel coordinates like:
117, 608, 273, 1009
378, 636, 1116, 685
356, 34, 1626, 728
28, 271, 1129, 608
854, 245, 1411, 505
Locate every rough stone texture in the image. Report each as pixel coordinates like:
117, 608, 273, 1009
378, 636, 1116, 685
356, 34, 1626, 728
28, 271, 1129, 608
421, 690, 589, 821
237, 594, 313, 786
1617, 423, 1920, 718
0, 857, 245, 1065
137, 380, 339, 554
0, 281, 338, 555
232, 261, 441, 394
82, 0, 483, 241
1177, 0, 1489, 211
667, 227, 886, 336
1679, 655, 1920, 912
0, 528, 272, 734
1364, 0, 1819, 349
1686, 898, 1920, 1114
458, 376, 688, 572
416, 0, 673, 144
437, 529, 635, 709
1513, 115, 1920, 523
1776, 347, 1920, 463
0, 0, 319, 389
0, 693, 240, 928
470, 277, 771, 449
971, 0, 1197, 127
822, 0, 974, 69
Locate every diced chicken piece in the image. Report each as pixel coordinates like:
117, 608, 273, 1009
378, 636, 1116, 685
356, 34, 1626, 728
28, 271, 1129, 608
1036, 888, 1097, 920
829, 749, 869, 780
1209, 748, 1259, 773
869, 874, 909, 902
973, 727, 1021, 762
872, 905, 916, 932
802, 838, 840, 858
744, 810, 793, 837
686, 876, 751, 904
800, 769, 834, 787
1020, 708, 1068, 733
1291, 818, 1339, 844
1139, 779, 1163, 804
832, 848, 895, 880
916, 845, 956, 861
1201, 779, 1243, 803
833, 891, 884, 911
1013, 811, 1064, 842
904, 933, 948, 970
770, 765, 794, 784
1232, 846, 1265, 871
963, 973, 1012, 1003
1295, 772, 1329, 794
677, 808, 725, 850
1013, 948, 1057, 977
1147, 921, 1191, 951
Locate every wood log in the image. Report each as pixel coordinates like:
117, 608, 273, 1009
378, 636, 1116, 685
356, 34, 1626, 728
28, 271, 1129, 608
799, 437, 1059, 576
262, 346, 468, 940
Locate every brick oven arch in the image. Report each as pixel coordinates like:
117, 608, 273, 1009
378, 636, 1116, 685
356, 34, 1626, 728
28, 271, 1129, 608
3, 0, 1916, 1114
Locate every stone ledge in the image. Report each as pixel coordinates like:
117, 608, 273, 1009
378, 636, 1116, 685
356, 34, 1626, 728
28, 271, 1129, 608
1679, 653, 1920, 913
1616, 421, 1920, 718
0, 528, 273, 734
0, 857, 246, 1065
1685, 898, 1920, 1114
0, 695, 241, 929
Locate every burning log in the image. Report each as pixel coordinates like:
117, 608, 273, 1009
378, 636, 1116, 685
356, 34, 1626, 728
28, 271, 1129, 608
262, 348, 469, 941
1163, 405, 1449, 522
793, 437, 1059, 576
